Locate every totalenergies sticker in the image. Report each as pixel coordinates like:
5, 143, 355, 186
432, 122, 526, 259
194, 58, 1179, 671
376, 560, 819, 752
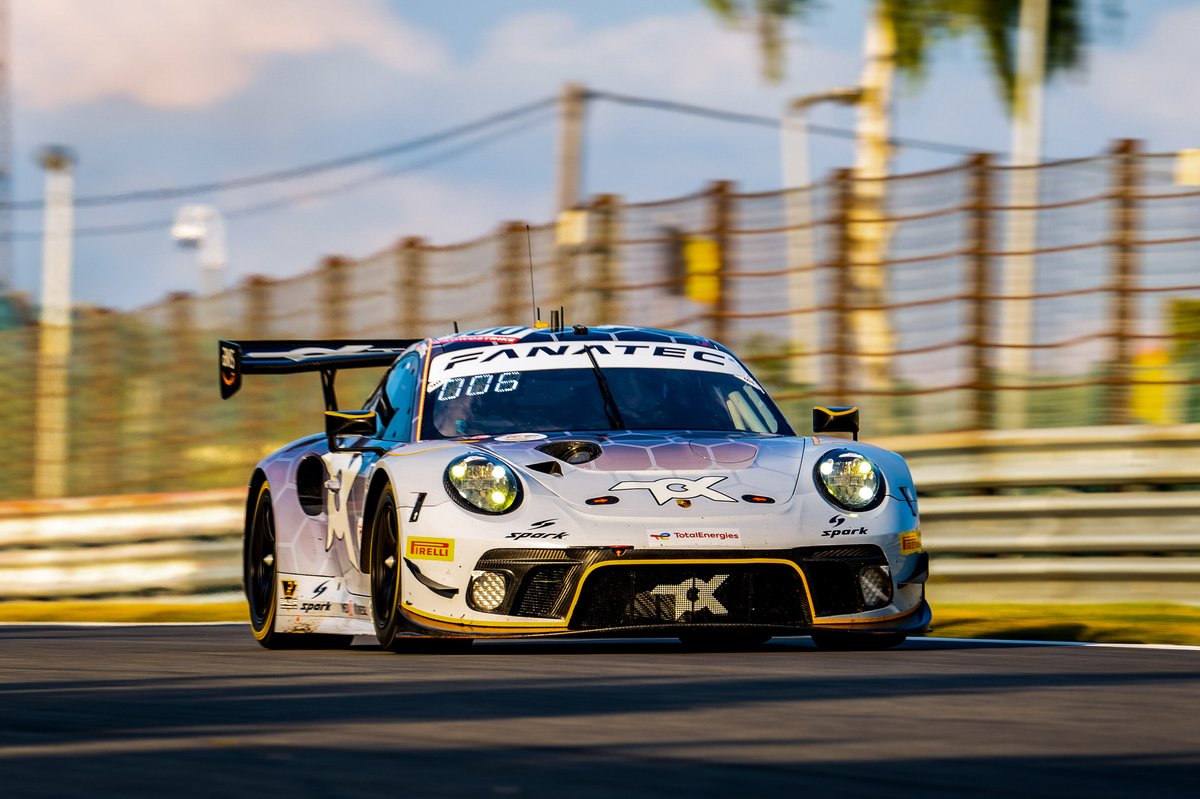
900, 530, 922, 555
407, 537, 455, 561
646, 529, 742, 547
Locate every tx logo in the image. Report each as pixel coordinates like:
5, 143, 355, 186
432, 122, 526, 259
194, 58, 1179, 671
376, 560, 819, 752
822, 514, 868, 538
651, 575, 729, 620
610, 476, 737, 505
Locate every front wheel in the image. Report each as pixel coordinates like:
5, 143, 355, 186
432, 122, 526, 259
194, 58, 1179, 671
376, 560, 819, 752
810, 631, 907, 651
368, 484, 474, 653
370, 483, 407, 650
245, 481, 352, 650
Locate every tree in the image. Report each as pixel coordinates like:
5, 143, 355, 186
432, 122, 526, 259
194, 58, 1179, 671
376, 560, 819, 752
708, 0, 1106, 409
704, 0, 1091, 108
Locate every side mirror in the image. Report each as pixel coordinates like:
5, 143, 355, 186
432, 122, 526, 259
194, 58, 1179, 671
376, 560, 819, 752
325, 410, 382, 453
812, 406, 859, 440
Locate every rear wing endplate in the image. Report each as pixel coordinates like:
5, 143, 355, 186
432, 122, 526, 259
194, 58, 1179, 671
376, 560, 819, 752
219, 339, 418, 409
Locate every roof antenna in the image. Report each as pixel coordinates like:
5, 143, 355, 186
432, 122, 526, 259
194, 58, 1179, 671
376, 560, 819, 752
453, 321, 459, 333
526, 224, 548, 329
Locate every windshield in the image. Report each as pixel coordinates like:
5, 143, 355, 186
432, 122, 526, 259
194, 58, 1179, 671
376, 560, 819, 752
417, 342, 791, 439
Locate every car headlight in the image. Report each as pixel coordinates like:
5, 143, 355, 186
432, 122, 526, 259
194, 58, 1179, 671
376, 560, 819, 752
814, 449, 884, 511
444, 453, 522, 514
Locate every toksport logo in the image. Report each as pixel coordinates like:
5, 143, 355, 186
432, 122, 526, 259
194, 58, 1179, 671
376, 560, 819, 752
822, 515, 868, 538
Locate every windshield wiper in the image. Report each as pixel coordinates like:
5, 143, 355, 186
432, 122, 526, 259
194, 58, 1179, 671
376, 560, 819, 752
582, 346, 625, 430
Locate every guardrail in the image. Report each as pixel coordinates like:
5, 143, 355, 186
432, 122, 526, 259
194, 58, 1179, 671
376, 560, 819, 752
0, 489, 243, 599
1, 425, 1198, 604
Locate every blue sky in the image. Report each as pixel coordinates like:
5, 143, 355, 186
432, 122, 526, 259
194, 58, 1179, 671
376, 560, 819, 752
7, 0, 1199, 309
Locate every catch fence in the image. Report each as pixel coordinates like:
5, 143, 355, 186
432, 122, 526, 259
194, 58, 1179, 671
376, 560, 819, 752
4, 139, 1199, 499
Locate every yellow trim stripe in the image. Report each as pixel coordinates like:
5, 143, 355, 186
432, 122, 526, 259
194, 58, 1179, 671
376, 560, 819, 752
413, 342, 434, 441
402, 605, 567, 632
813, 406, 859, 417
326, 410, 375, 420
251, 479, 274, 642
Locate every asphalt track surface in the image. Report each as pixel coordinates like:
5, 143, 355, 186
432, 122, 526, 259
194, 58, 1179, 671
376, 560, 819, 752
1, 625, 1199, 798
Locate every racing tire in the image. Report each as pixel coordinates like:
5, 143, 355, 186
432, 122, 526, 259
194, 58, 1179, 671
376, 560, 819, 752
678, 631, 772, 651
809, 631, 907, 651
245, 481, 353, 650
369, 483, 408, 650
369, 484, 474, 653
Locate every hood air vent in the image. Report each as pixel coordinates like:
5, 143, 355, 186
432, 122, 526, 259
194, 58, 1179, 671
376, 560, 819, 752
536, 440, 602, 465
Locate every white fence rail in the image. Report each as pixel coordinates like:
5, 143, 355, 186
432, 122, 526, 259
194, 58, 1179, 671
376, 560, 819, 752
2, 425, 1199, 603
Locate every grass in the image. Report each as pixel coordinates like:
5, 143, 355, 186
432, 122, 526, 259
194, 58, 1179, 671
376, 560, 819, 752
1, 600, 1198, 646
0, 600, 246, 624
928, 602, 1200, 647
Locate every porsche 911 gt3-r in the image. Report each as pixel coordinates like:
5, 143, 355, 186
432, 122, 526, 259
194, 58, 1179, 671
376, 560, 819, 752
219, 324, 930, 651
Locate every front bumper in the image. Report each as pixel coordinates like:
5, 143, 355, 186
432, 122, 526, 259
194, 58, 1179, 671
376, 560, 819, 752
400, 544, 931, 638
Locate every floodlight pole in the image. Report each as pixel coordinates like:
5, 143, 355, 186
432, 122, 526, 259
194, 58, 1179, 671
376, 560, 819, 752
997, 0, 1049, 429
782, 88, 862, 387
556, 83, 587, 214
34, 146, 75, 498
172, 204, 227, 297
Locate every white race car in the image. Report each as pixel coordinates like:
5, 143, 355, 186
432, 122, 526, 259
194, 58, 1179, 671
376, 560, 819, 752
219, 324, 930, 651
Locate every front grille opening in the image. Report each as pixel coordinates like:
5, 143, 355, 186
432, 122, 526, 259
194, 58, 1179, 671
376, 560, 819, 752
801, 545, 889, 616
512, 565, 573, 618
569, 564, 810, 630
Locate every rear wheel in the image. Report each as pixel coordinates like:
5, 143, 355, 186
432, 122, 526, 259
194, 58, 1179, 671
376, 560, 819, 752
810, 631, 907, 651
245, 481, 352, 650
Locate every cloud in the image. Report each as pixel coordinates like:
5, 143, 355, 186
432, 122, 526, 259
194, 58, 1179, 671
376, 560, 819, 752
12, 0, 447, 109
1086, 5, 1200, 131
467, 10, 854, 107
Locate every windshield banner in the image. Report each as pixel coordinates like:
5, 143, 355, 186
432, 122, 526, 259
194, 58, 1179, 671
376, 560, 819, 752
426, 342, 761, 391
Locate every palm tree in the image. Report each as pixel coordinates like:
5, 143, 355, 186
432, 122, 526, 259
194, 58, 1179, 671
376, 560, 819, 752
704, 0, 1089, 107
707, 0, 1101, 405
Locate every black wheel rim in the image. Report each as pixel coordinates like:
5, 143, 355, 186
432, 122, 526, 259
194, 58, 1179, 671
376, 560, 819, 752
248, 489, 276, 629
372, 495, 400, 631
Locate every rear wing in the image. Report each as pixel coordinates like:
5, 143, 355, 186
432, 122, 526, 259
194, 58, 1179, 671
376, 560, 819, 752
219, 339, 418, 409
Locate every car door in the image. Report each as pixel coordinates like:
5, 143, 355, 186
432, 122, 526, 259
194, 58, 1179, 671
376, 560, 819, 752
320, 352, 422, 568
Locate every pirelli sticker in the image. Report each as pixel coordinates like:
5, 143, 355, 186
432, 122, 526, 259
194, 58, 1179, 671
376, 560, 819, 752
407, 536, 455, 562
900, 530, 922, 555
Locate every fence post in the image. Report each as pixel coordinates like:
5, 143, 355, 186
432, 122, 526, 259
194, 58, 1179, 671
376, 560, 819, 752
707, 180, 734, 345
395, 237, 426, 337
831, 169, 856, 407
80, 308, 121, 496
239, 275, 274, 473
1109, 138, 1141, 425
321, 256, 351, 339
967, 153, 994, 430
590, 195, 620, 325
498, 222, 526, 324
163, 292, 195, 490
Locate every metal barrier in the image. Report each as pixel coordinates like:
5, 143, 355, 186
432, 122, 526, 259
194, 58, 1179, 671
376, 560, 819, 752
2, 426, 1197, 603
0, 490, 242, 599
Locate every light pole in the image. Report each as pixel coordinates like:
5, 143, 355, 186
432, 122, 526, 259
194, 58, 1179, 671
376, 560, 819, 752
781, 88, 861, 387
34, 145, 75, 498
997, 0, 1050, 429
171, 204, 227, 298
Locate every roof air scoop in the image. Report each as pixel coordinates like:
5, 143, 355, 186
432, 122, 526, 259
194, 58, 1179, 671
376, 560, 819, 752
536, 440, 602, 465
